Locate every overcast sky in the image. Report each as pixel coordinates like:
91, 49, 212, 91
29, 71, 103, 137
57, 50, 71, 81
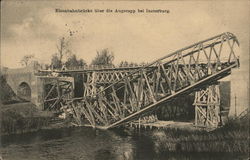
1, 0, 249, 69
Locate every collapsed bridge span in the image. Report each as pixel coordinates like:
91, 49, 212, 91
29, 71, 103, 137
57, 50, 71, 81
66, 32, 240, 129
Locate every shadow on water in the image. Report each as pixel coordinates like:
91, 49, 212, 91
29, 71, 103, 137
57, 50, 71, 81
1, 127, 248, 160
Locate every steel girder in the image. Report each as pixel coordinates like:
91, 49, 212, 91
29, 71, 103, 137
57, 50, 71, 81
68, 32, 239, 129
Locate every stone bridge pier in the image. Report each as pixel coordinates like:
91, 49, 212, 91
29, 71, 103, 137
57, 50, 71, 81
2, 62, 74, 110
2, 62, 42, 108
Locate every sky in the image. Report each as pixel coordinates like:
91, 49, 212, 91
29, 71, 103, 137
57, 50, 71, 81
1, 0, 249, 70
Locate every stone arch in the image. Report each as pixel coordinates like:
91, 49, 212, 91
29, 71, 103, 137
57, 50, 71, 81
17, 82, 31, 101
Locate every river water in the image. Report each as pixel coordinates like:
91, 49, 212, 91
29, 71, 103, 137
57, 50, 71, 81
0, 127, 247, 160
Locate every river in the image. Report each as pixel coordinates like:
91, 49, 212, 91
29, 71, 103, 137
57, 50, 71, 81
0, 127, 247, 160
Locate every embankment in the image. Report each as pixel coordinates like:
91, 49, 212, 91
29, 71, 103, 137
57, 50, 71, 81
151, 115, 249, 153
1, 102, 54, 135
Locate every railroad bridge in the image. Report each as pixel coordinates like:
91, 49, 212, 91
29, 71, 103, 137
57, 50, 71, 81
3, 32, 247, 129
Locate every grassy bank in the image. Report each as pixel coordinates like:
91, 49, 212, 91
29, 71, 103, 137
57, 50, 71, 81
1, 102, 54, 135
151, 115, 249, 153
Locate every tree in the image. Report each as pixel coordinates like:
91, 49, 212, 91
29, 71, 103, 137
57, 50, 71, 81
20, 54, 34, 66
65, 54, 86, 69
56, 37, 71, 62
50, 37, 71, 69
51, 54, 62, 69
91, 48, 114, 66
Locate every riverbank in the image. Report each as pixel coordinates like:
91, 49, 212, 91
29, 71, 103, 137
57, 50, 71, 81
150, 115, 249, 153
0, 102, 73, 136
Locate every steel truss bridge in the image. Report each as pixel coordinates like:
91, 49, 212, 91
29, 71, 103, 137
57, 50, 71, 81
39, 32, 240, 129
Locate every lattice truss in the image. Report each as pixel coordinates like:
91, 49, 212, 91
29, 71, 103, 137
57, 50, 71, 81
44, 79, 74, 110
83, 68, 145, 97
194, 85, 221, 127
68, 32, 239, 129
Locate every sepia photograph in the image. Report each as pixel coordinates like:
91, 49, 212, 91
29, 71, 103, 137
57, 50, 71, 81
0, 0, 249, 160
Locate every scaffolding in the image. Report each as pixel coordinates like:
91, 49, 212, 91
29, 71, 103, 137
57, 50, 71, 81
193, 85, 221, 128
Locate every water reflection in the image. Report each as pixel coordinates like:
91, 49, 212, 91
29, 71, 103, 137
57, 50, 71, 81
1, 127, 248, 160
1, 127, 135, 160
